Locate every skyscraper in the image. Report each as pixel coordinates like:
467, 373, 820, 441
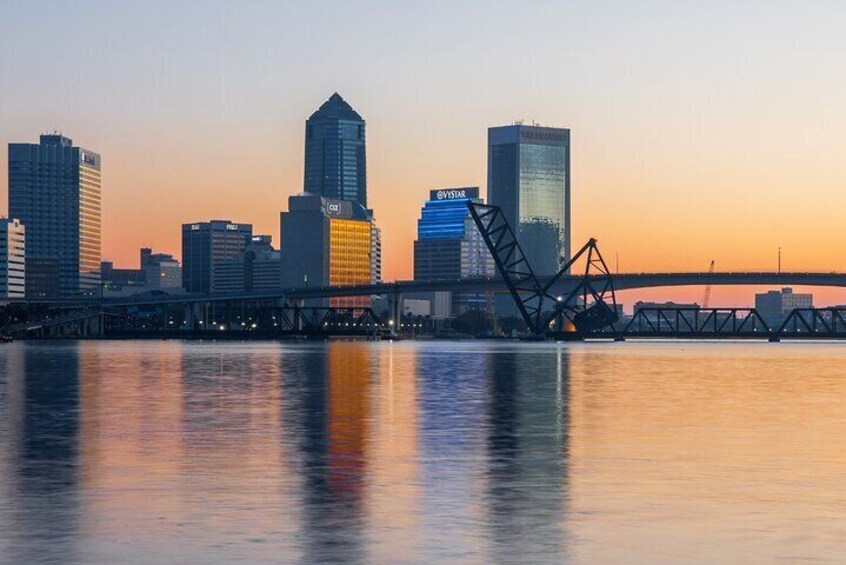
488, 124, 570, 276
304, 93, 367, 207
280, 193, 374, 308
414, 187, 493, 317
181, 220, 253, 293
8, 134, 102, 296
0, 218, 25, 299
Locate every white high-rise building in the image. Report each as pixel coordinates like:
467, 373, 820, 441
0, 218, 26, 299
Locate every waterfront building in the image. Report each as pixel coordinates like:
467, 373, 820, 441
142, 252, 182, 290
488, 124, 570, 275
303, 93, 367, 207
212, 235, 282, 294
100, 261, 145, 290
182, 221, 252, 294
280, 193, 374, 308
0, 218, 25, 299
756, 288, 813, 326
413, 187, 494, 318
101, 248, 182, 293
8, 134, 102, 296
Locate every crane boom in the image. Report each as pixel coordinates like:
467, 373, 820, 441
702, 260, 715, 308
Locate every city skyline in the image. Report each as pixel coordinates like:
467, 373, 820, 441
3, 1, 846, 306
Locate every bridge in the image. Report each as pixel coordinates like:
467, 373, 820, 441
4, 271, 844, 309
4, 196, 846, 339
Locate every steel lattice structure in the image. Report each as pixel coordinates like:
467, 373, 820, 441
467, 201, 619, 335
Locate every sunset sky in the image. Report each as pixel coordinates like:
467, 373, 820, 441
2, 0, 846, 306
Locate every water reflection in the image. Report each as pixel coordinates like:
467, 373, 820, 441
280, 343, 373, 563
2, 340, 846, 562
486, 346, 569, 562
0, 343, 81, 564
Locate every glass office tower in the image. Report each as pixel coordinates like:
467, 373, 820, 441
181, 220, 253, 294
414, 187, 493, 317
488, 125, 570, 276
303, 93, 367, 207
8, 134, 101, 297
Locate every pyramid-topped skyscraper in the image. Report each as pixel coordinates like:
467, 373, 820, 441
303, 93, 367, 208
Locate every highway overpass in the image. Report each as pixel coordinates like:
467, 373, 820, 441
5, 272, 846, 308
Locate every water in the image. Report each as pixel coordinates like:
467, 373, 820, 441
1, 340, 846, 563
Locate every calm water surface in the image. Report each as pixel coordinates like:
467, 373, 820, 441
1, 340, 846, 563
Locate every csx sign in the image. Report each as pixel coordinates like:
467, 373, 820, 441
327, 203, 341, 214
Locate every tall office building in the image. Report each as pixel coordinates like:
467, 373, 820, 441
488, 124, 570, 276
182, 220, 252, 293
414, 187, 493, 317
280, 193, 374, 308
304, 93, 367, 207
8, 134, 102, 296
0, 218, 26, 299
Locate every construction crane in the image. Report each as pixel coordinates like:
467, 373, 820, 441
702, 260, 715, 308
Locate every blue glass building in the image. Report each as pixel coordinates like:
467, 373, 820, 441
414, 187, 493, 317
488, 124, 570, 276
303, 93, 367, 208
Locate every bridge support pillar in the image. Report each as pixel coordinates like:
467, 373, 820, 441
390, 290, 402, 337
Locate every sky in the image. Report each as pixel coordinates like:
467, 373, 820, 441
2, 0, 846, 306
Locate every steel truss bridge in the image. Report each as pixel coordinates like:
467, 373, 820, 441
2, 304, 386, 339
571, 307, 846, 341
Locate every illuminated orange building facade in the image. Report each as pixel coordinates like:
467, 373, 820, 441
280, 193, 379, 308
329, 218, 372, 308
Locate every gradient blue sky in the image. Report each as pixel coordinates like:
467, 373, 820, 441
2, 0, 846, 304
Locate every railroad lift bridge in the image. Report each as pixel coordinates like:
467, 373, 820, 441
467, 201, 846, 341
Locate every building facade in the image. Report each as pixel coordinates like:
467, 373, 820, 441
303, 93, 367, 207
413, 187, 493, 317
0, 218, 25, 299
142, 250, 182, 290
280, 193, 374, 308
212, 235, 282, 294
8, 134, 101, 296
488, 124, 570, 276
182, 221, 252, 294
756, 288, 813, 326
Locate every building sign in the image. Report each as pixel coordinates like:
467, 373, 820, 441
191, 224, 201, 231
430, 187, 479, 201
79, 152, 98, 166
519, 130, 568, 143
225, 224, 240, 231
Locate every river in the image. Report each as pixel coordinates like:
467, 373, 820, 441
1, 340, 845, 563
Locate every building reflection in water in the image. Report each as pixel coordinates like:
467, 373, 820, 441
366, 343, 422, 562
281, 341, 374, 563
485, 345, 570, 561
0, 343, 82, 563
413, 344, 492, 558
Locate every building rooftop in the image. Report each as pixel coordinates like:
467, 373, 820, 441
309, 92, 363, 121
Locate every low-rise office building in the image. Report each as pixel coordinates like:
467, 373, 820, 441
756, 287, 813, 326
212, 235, 282, 294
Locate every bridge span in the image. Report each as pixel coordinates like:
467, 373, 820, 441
3, 272, 846, 308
